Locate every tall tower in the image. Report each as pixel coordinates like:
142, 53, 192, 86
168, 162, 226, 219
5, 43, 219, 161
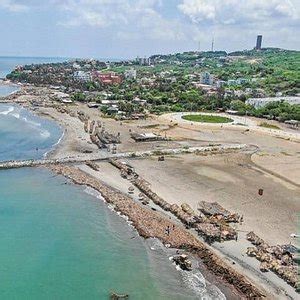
256, 35, 262, 50
211, 37, 214, 52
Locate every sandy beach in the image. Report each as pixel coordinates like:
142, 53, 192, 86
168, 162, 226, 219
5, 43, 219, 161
2, 85, 299, 299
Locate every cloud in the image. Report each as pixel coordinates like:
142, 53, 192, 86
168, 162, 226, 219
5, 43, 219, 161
0, 0, 28, 12
178, 0, 299, 25
176, 0, 300, 51
1, 0, 298, 54
54, 0, 186, 41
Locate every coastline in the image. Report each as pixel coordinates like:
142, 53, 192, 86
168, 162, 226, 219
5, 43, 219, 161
0, 86, 236, 298
48, 163, 263, 299
1, 84, 299, 299
0, 80, 20, 97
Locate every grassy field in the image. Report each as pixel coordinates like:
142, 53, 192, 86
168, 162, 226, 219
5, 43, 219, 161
182, 114, 233, 123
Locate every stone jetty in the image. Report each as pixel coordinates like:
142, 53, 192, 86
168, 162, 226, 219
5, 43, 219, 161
0, 144, 247, 170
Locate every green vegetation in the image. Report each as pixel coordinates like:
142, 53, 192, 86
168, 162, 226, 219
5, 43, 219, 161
259, 122, 281, 130
182, 114, 233, 123
230, 100, 300, 121
71, 92, 86, 102
7, 48, 299, 122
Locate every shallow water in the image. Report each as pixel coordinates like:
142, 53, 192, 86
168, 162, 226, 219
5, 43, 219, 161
0, 168, 201, 299
0, 103, 62, 161
0, 84, 19, 96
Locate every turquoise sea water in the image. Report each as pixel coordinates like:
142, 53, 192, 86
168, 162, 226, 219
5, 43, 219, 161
0, 58, 225, 299
0, 84, 19, 96
0, 105, 208, 300
0, 168, 195, 299
0, 104, 62, 161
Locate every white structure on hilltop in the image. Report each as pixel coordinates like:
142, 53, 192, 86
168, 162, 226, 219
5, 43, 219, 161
72, 63, 81, 69
124, 68, 137, 80
246, 96, 300, 108
137, 57, 151, 66
73, 71, 91, 82
200, 72, 214, 85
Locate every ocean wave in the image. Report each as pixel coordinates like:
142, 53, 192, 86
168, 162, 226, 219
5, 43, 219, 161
84, 187, 105, 201
181, 270, 226, 300
11, 113, 20, 119
21, 116, 41, 127
83, 187, 135, 228
40, 130, 51, 138
1, 107, 43, 130
0, 106, 14, 115
43, 130, 65, 158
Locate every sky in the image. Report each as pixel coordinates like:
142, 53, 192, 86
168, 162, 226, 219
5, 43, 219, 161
0, 0, 299, 59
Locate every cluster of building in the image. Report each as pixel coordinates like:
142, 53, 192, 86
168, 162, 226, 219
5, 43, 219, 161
92, 71, 123, 85
246, 96, 300, 108
73, 68, 137, 84
199, 71, 249, 87
73, 71, 91, 82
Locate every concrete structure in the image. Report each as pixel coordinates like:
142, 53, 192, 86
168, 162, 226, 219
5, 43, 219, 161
124, 68, 137, 80
53, 92, 72, 103
73, 71, 91, 82
246, 96, 300, 108
227, 78, 248, 86
200, 72, 214, 85
256, 35, 262, 50
216, 80, 226, 88
92, 71, 122, 85
137, 57, 151, 66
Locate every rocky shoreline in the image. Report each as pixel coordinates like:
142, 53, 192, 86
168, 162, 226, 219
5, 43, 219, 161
48, 163, 265, 299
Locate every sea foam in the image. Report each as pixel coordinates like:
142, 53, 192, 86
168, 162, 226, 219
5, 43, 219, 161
0, 106, 14, 115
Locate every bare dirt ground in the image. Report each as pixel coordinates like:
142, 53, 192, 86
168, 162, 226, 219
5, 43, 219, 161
36, 103, 299, 247
127, 153, 299, 246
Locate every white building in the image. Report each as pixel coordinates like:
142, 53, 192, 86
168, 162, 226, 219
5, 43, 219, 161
72, 63, 81, 69
73, 71, 91, 82
216, 80, 226, 88
137, 57, 151, 66
124, 68, 137, 80
200, 72, 214, 85
246, 96, 300, 108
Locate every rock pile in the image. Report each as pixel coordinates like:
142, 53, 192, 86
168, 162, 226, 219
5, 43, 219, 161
246, 232, 298, 288
96, 129, 121, 145
109, 159, 238, 243
86, 161, 99, 171
77, 110, 89, 122
172, 254, 192, 271
198, 201, 240, 223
